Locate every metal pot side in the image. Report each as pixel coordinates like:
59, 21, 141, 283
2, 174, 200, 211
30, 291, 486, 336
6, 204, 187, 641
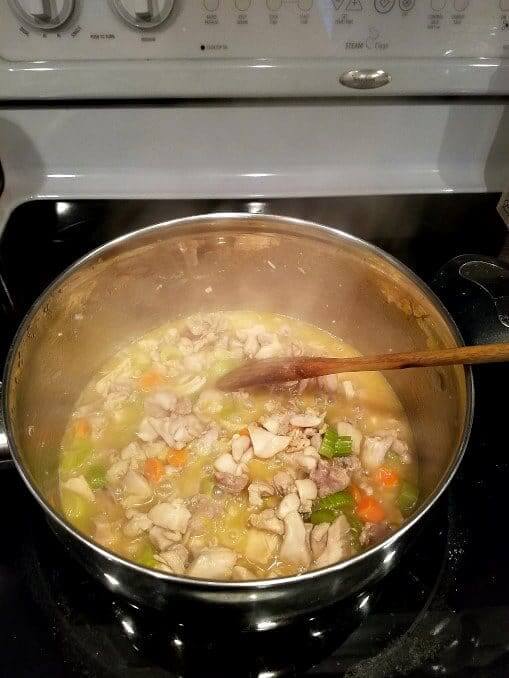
2, 214, 473, 624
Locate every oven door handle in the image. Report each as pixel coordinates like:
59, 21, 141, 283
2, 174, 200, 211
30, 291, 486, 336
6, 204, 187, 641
0, 381, 12, 467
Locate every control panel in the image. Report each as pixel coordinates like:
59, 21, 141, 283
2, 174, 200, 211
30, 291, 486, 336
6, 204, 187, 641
1, 0, 509, 97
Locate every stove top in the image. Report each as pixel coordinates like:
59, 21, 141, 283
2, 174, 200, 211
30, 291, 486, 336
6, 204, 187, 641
1, 196, 508, 678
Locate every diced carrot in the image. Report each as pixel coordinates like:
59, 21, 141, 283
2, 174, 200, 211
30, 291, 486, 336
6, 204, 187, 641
349, 483, 364, 505
138, 370, 164, 391
239, 427, 250, 437
357, 496, 386, 523
373, 466, 400, 489
167, 449, 188, 468
73, 418, 91, 438
143, 458, 165, 484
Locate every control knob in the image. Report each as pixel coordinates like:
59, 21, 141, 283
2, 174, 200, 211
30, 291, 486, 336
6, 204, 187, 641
109, 0, 175, 29
9, 0, 75, 30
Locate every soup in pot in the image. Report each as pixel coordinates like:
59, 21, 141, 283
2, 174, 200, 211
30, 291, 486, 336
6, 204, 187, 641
58, 312, 419, 581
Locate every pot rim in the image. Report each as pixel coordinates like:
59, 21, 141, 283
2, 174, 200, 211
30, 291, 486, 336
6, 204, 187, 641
2, 212, 474, 591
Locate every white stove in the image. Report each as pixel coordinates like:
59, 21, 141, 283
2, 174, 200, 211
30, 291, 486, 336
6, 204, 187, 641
1, 0, 509, 97
0, 0, 508, 236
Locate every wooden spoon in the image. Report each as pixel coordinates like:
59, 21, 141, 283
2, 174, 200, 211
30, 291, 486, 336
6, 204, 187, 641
216, 342, 509, 392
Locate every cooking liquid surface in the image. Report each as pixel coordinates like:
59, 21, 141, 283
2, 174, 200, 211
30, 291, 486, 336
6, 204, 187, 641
58, 311, 418, 581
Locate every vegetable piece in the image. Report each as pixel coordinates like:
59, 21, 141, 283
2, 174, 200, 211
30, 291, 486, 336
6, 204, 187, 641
385, 449, 401, 466
309, 508, 337, 524
73, 418, 91, 438
315, 490, 355, 513
61, 488, 95, 531
86, 464, 107, 490
159, 344, 182, 362
335, 436, 353, 456
346, 512, 364, 536
167, 449, 189, 468
239, 427, 250, 437
200, 476, 215, 495
60, 438, 94, 473
138, 370, 165, 391
319, 427, 338, 458
357, 495, 386, 523
143, 457, 165, 484
349, 483, 363, 505
398, 480, 419, 515
247, 458, 281, 482
131, 349, 152, 371
135, 540, 157, 568
373, 466, 400, 489
208, 355, 240, 380
319, 427, 353, 459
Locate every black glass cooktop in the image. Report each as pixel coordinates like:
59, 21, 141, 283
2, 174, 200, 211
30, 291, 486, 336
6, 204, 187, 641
1, 196, 509, 678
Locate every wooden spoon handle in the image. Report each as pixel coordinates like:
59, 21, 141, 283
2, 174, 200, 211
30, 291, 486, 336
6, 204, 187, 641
216, 342, 509, 391
314, 342, 509, 373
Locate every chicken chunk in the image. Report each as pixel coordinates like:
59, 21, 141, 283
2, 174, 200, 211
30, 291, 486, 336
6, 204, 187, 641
247, 480, 274, 508
214, 472, 249, 494
123, 511, 153, 538
361, 436, 394, 470
247, 424, 290, 459
124, 470, 152, 500
231, 434, 251, 462
214, 453, 238, 475
289, 414, 323, 428
310, 523, 329, 559
188, 547, 237, 579
295, 478, 318, 513
149, 525, 182, 550
105, 458, 130, 484
280, 511, 311, 568
314, 515, 351, 568
273, 470, 296, 495
277, 492, 301, 519
137, 418, 159, 443
144, 390, 177, 417
155, 544, 189, 575
148, 499, 191, 534
249, 508, 284, 535
232, 565, 256, 581
62, 475, 95, 503
310, 459, 350, 497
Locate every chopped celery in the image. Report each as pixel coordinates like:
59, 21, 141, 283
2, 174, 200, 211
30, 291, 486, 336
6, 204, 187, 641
319, 428, 338, 458
103, 401, 143, 449
160, 344, 182, 362
398, 481, 419, 515
200, 476, 215, 496
315, 490, 355, 513
86, 464, 107, 490
346, 511, 364, 536
319, 427, 353, 459
60, 438, 94, 473
385, 449, 401, 466
208, 356, 240, 381
309, 508, 337, 524
131, 349, 152, 371
61, 488, 95, 531
135, 541, 157, 568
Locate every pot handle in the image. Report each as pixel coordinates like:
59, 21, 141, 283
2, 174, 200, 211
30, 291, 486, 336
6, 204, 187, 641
0, 381, 12, 467
432, 254, 509, 345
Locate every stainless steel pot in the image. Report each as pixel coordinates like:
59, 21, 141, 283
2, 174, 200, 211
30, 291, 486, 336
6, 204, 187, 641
0, 213, 472, 627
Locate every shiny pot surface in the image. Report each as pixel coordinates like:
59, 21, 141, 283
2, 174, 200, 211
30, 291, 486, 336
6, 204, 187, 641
1, 214, 472, 626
